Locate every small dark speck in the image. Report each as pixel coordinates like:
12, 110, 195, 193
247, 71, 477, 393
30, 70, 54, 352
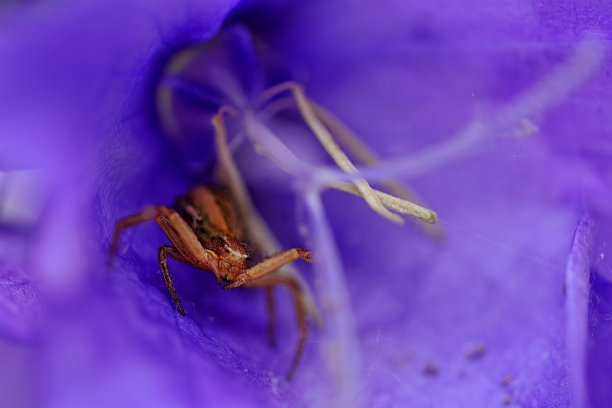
500, 375, 512, 386
502, 396, 511, 405
423, 362, 439, 376
409, 25, 437, 42
465, 344, 486, 361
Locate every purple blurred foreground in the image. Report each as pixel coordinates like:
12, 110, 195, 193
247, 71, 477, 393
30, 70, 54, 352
0, 1, 611, 407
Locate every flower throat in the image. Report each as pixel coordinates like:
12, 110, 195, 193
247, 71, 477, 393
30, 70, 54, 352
155, 25, 437, 230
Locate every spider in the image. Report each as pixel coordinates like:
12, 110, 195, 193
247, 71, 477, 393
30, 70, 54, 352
109, 184, 312, 379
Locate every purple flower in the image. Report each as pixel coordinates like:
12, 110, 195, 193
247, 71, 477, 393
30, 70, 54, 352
1, 1, 611, 407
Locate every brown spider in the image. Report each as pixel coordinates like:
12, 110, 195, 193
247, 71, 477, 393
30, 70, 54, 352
109, 185, 312, 379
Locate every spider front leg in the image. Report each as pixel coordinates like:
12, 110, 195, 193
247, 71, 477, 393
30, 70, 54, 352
110, 205, 220, 315
224, 248, 312, 290
109, 206, 175, 266
245, 275, 308, 380
158, 245, 189, 316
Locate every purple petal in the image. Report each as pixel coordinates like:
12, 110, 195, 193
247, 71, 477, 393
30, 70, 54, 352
587, 213, 612, 408
1, 0, 611, 407
0, 232, 41, 341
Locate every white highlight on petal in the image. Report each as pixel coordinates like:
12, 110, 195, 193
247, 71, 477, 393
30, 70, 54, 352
0, 169, 51, 228
565, 213, 594, 408
303, 187, 360, 407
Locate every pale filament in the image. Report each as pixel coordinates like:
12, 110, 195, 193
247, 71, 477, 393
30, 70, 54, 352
329, 182, 436, 224
259, 82, 404, 225
157, 72, 438, 226
260, 95, 441, 235
212, 108, 323, 325
242, 111, 437, 224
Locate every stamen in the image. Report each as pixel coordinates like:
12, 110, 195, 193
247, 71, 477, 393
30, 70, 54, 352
243, 111, 315, 177
260, 95, 427, 204
329, 182, 437, 224
244, 111, 438, 224
212, 108, 253, 218
258, 85, 439, 229
309, 102, 441, 235
156, 44, 213, 142
259, 82, 404, 225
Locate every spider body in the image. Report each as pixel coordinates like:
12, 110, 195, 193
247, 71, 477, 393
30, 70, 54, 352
179, 185, 251, 282
109, 185, 312, 379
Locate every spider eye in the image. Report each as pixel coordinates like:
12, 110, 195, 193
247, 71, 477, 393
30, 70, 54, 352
222, 276, 230, 282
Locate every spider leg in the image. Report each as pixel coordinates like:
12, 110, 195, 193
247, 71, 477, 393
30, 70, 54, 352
245, 275, 307, 380
154, 214, 221, 283
109, 206, 175, 266
111, 205, 220, 302
224, 248, 312, 290
158, 245, 189, 316
110, 205, 219, 316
